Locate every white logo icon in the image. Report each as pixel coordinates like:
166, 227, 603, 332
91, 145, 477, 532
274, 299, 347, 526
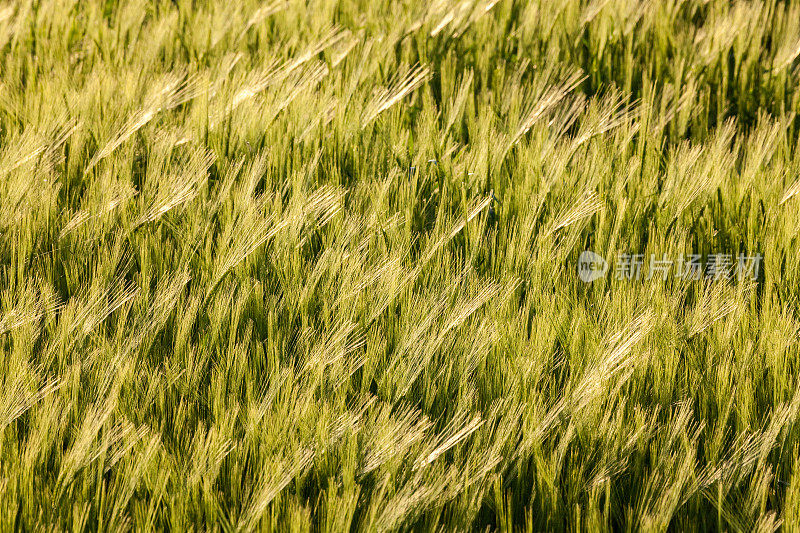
578, 251, 608, 282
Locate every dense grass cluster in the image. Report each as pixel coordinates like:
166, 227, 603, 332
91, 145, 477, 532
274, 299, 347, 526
2, 0, 800, 530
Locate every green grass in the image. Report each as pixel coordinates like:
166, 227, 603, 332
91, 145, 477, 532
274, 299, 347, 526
2, 0, 800, 530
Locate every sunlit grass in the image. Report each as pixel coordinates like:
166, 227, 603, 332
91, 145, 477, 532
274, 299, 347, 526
1, 0, 800, 530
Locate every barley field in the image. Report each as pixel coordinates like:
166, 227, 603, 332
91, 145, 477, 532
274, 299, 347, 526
2, 0, 800, 530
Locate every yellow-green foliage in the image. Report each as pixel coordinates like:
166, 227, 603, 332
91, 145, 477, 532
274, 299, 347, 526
1, 0, 800, 530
